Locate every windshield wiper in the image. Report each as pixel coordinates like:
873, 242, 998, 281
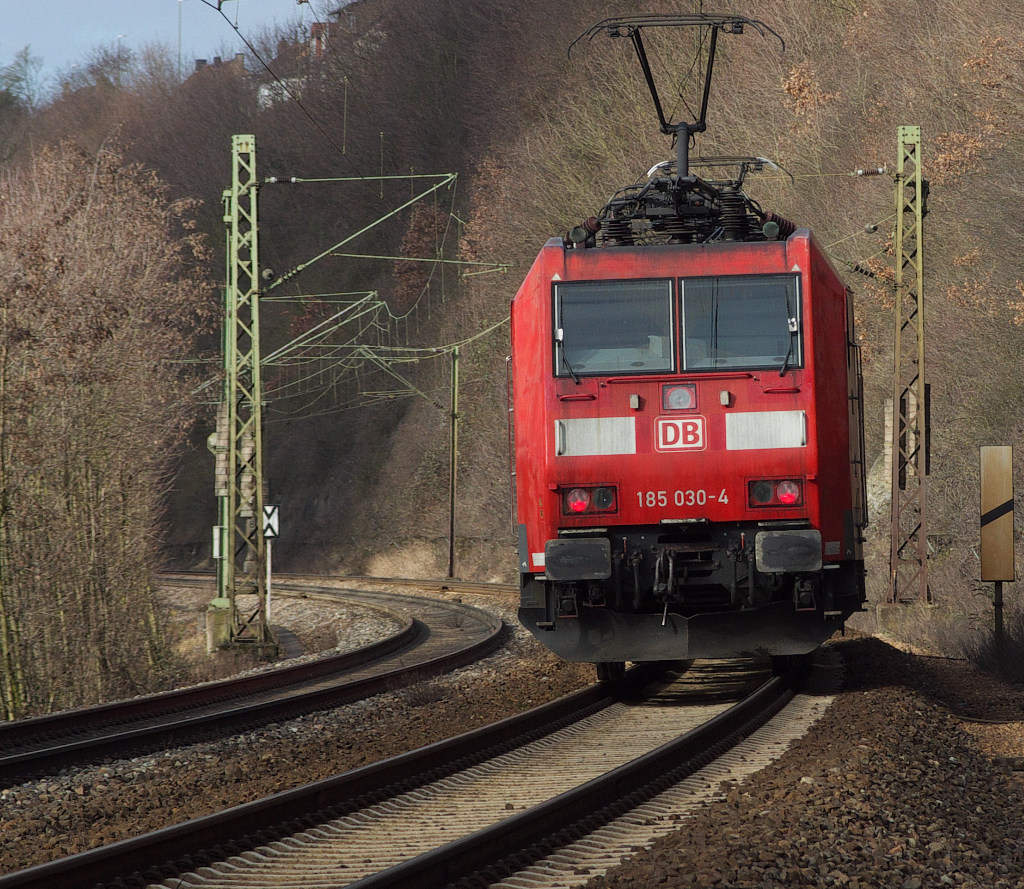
555, 328, 581, 384
562, 349, 581, 384
779, 316, 798, 376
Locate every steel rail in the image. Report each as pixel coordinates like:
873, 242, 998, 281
162, 570, 518, 597
0, 668, 653, 889
0, 593, 503, 785
349, 659, 806, 889
0, 602, 415, 748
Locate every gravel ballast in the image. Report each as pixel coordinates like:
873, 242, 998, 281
3, 591, 1024, 886
0, 588, 593, 873
583, 637, 1024, 889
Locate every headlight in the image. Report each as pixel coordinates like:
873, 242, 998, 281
662, 383, 697, 411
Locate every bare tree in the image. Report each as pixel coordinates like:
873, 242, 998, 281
1, 46, 45, 110
0, 144, 214, 717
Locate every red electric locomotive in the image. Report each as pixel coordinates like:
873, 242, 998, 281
510, 15, 866, 669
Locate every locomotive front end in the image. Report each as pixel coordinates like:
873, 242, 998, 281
511, 232, 866, 664
511, 13, 866, 668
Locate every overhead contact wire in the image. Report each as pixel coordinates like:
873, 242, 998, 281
197, 0, 394, 213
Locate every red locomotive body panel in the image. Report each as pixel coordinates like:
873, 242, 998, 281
511, 230, 866, 662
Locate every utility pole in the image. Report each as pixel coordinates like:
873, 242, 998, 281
209, 134, 273, 652
888, 126, 930, 604
178, 0, 185, 83
448, 346, 459, 578
116, 35, 126, 88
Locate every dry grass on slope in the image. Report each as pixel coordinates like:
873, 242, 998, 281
456, 0, 1024, 645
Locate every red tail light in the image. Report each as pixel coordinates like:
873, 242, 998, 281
561, 485, 618, 516
747, 478, 804, 508
776, 480, 800, 504
566, 488, 590, 513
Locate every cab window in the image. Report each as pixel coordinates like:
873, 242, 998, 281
554, 279, 674, 377
681, 275, 801, 371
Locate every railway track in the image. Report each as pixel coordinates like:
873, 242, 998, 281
0, 587, 503, 785
0, 657, 815, 889
162, 571, 518, 599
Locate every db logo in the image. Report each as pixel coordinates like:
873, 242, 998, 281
655, 416, 706, 451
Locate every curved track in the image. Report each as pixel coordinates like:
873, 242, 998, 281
0, 659, 807, 889
0, 586, 504, 785
163, 571, 518, 599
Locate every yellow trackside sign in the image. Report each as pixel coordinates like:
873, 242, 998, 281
981, 446, 1014, 582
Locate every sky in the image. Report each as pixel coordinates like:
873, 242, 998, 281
1, 0, 321, 90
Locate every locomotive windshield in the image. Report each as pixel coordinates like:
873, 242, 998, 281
553, 274, 800, 377
554, 280, 674, 376
681, 275, 800, 371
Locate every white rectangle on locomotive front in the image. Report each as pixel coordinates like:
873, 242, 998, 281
555, 417, 636, 457
726, 411, 807, 450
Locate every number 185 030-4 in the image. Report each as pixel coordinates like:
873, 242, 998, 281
636, 489, 729, 507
